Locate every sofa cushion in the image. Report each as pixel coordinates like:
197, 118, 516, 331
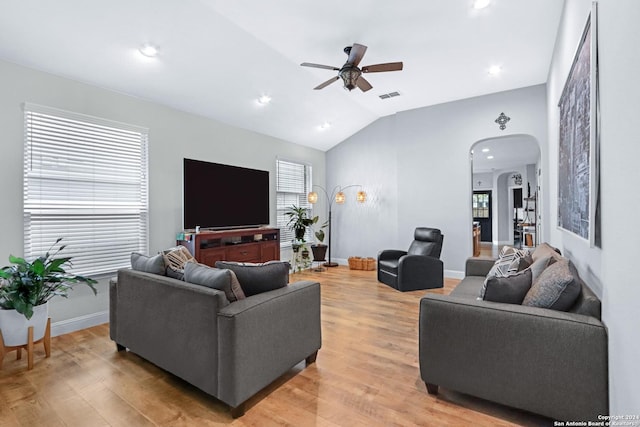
483, 269, 532, 304
131, 252, 166, 275
162, 246, 195, 280
531, 242, 563, 263
522, 258, 580, 311
183, 262, 246, 302
452, 276, 485, 298
479, 246, 530, 299
528, 255, 556, 283
215, 261, 289, 297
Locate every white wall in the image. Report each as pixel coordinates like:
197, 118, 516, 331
327, 85, 547, 275
547, 0, 640, 415
0, 59, 325, 326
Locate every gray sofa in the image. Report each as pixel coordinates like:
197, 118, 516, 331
110, 269, 322, 417
419, 256, 608, 421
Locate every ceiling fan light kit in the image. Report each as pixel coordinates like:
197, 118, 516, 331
301, 43, 403, 92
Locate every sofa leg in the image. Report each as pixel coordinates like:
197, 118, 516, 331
305, 350, 318, 365
116, 343, 126, 352
230, 402, 245, 418
426, 383, 439, 395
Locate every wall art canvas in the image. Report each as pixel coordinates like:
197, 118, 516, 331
558, 8, 598, 245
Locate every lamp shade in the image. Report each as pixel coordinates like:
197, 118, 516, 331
308, 191, 318, 204
357, 190, 367, 203
335, 191, 346, 204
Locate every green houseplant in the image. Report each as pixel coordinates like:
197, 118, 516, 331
0, 238, 97, 320
284, 205, 318, 243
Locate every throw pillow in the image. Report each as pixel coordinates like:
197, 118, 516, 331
215, 260, 290, 297
527, 255, 556, 283
480, 247, 530, 299
522, 259, 580, 311
183, 262, 246, 302
483, 268, 532, 304
162, 246, 195, 280
531, 242, 563, 263
131, 253, 166, 275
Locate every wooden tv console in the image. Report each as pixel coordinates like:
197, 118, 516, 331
177, 227, 280, 267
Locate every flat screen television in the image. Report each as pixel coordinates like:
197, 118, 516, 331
183, 158, 269, 230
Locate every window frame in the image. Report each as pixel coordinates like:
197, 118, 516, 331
276, 158, 313, 248
23, 103, 149, 277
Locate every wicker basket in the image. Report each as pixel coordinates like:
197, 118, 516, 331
348, 256, 362, 270
349, 256, 375, 270
363, 257, 376, 271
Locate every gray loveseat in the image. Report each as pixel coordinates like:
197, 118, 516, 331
110, 268, 322, 417
419, 254, 608, 421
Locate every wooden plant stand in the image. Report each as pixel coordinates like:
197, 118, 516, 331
0, 318, 51, 370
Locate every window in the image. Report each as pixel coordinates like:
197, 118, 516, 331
472, 192, 490, 218
276, 159, 312, 246
23, 103, 149, 276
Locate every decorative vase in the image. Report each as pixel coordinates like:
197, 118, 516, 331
0, 302, 49, 347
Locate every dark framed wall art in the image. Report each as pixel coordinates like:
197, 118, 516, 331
557, 2, 600, 247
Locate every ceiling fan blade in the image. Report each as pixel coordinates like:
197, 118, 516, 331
347, 43, 368, 67
301, 62, 340, 71
314, 76, 340, 90
362, 62, 404, 73
356, 76, 373, 92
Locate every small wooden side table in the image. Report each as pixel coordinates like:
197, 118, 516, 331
0, 318, 51, 370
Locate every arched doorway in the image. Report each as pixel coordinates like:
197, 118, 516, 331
470, 135, 541, 257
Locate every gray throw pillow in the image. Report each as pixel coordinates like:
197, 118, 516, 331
522, 259, 580, 311
483, 269, 532, 304
183, 262, 245, 303
131, 252, 166, 275
528, 255, 555, 283
480, 247, 530, 299
215, 261, 290, 297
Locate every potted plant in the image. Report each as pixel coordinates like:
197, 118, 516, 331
0, 238, 97, 347
285, 205, 318, 271
284, 205, 318, 243
310, 220, 329, 262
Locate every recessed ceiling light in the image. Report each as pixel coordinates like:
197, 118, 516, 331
473, 0, 491, 9
139, 43, 159, 58
488, 65, 502, 76
482, 148, 490, 153
318, 121, 331, 131
487, 155, 494, 159
257, 95, 272, 105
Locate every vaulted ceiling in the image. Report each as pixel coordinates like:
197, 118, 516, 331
0, 0, 565, 151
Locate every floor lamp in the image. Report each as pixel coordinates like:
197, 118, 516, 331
308, 185, 367, 267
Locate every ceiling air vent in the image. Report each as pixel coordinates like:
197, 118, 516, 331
379, 91, 401, 100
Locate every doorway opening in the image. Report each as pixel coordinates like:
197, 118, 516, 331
472, 190, 492, 242
470, 135, 541, 257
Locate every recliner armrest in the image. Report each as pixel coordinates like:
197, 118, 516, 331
378, 249, 408, 261
397, 254, 444, 290
419, 294, 608, 421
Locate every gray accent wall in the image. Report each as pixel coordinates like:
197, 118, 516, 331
548, 0, 640, 414
0, 59, 325, 324
327, 84, 548, 275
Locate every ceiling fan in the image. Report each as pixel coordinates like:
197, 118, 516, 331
301, 43, 403, 92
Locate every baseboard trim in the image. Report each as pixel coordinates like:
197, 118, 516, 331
332, 258, 464, 280
51, 310, 109, 338
445, 269, 465, 280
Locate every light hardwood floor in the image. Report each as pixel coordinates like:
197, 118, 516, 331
0, 267, 550, 426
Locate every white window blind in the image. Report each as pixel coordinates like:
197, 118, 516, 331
276, 159, 312, 246
23, 103, 149, 276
